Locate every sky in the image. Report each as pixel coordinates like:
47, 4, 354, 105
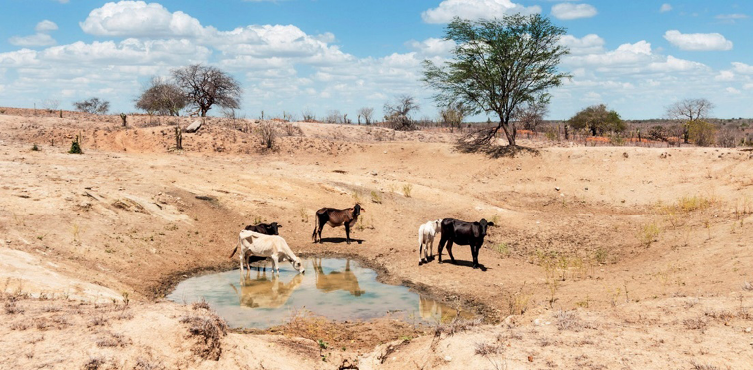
0, 0, 752, 121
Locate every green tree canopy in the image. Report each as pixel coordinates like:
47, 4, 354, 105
567, 104, 625, 136
423, 14, 570, 147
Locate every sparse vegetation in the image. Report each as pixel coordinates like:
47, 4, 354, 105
638, 222, 661, 247
68, 135, 83, 154
258, 121, 277, 150
74, 97, 110, 115
402, 184, 413, 198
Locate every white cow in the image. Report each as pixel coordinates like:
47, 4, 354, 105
418, 219, 442, 265
231, 230, 305, 277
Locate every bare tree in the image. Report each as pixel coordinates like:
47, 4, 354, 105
74, 97, 110, 115
357, 107, 374, 125
324, 109, 343, 123
384, 95, 420, 130
172, 64, 242, 117
666, 98, 714, 144
136, 77, 188, 116
515, 97, 549, 132
301, 109, 316, 121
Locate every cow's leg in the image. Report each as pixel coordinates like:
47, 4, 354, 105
345, 223, 351, 244
428, 237, 435, 261
418, 233, 424, 265
271, 255, 280, 276
446, 240, 455, 263
437, 235, 448, 264
317, 218, 327, 243
471, 244, 479, 269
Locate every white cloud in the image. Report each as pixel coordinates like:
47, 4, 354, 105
36, 20, 59, 32
726, 87, 740, 94
8, 34, 57, 47
558, 34, 604, 55
406, 38, 456, 56
732, 62, 753, 74
663, 30, 733, 51
660, 4, 672, 13
715, 13, 749, 21
54, 0, 69, 3
715, 70, 735, 81
80, 1, 205, 38
551, 3, 597, 20
744, 83, 753, 90
421, 0, 540, 24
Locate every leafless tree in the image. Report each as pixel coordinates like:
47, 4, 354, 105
74, 97, 110, 115
357, 107, 374, 125
515, 97, 549, 132
324, 109, 343, 124
666, 98, 714, 144
172, 64, 242, 117
301, 109, 316, 121
384, 95, 420, 130
136, 77, 188, 116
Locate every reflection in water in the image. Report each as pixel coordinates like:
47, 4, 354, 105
230, 269, 303, 309
418, 296, 472, 323
167, 258, 475, 329
314, 259, 365, 297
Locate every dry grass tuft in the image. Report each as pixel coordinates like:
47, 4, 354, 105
180, 310, 228, 360
134, 357, 165, 370
82, 356, 106, 370
434, 317, 483, 337
554, 310, 584, 331
96, 331, 131, 348
4, 300, 24, 314
474, 341, 504, 356
683, 316, 708, 331
191, 299, 211, 311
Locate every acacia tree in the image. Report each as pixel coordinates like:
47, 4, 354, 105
172, 64, 242, 117
568, 104, 624, 136
384, 95, 419, 130
423, 15, 569, 147
135, 77, 188, 116
74, 97, 110, 115
665, 98, 714, 144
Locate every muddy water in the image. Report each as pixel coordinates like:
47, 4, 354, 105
167, 258, 472, 329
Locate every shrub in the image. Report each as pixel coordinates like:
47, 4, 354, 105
688, 120, 716, 147
258, 121, 277, 150
31, 143, 39, 151
73, 97, 109, 115
638, 222, 660, 247
69, 136, 83, 154
402, 184, 413, 198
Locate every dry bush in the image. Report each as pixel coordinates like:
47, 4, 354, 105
282, 123, 304, 136
10, 321, 30, 331
88, 315, 108, 327
434, 317, 483, 337
192, 299, 211, 311
554, 310, 584, 331
257, 121, 277, 150
690, 361, 723, 370
83, 356, 106, 370
96, 331, 131, 348
683, 316, 708, 331
743, 281, 753, 291
134, 357, 165, 370
4, 300, 24, 314
704, 309, 735, 322
180, 311, 228, 360
475, 341, 504, 356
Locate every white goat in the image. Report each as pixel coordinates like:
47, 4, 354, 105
418, 219, 442, 265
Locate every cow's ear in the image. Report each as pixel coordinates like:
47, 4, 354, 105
487, 222, 495, 227
277, 225, 283, 228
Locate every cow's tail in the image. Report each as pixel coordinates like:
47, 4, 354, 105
229, 236, 240, 259
311, 214, 318, 242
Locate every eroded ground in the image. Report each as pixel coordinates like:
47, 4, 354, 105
1, 108, 752, 369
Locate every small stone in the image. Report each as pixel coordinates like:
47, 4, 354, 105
528, 355, 534, 362
444, 356, 452, 362
585, 187, 588, 191
383, 151, 387, 154
533, 319, 541, 326
555, 187, 560, 191
746, 327, 752, 333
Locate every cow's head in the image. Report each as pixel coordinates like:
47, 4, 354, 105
292, 258, 305, 274
353, 203, 365, 217
473, 218, 494, 238
267, 222, 282, 235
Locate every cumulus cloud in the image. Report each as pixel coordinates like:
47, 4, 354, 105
663, 30, 733, 51
551, 3, 597, 20
8, 34, 57, 47
421, 0, 540, 24
715, 13, 748, 20
406, 38, 456, 56
558, 34, 604, 55
732, 62, 753, 74
80, 1, 205, 38
726, 87, 740, 94
660, 4, 672, 13
36, 20, 59, 32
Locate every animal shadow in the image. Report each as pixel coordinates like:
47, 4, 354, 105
441, 258, 488, 271
317, 237, 364, 245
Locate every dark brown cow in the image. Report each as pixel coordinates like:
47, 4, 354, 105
311, 204, 364, 244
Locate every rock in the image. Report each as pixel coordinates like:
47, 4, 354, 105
746, 327, 752, 333
444, 356, 452, 362
623, 152, 629, 158
555, 187, 560, 191
371, 171, 378, 176
185, 120, 203, 133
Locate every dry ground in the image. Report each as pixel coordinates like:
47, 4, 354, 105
1, 108, 752, 369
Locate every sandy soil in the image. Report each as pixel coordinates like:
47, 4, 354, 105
1, 108, 752, 369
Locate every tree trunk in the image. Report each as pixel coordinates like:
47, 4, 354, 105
499, 122, 516, 147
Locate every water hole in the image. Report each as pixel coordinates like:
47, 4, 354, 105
167, 258, 473, 329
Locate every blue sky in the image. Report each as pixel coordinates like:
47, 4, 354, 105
1, 0, 752, 120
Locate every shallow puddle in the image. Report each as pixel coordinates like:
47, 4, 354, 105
168, 258, 473, 329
